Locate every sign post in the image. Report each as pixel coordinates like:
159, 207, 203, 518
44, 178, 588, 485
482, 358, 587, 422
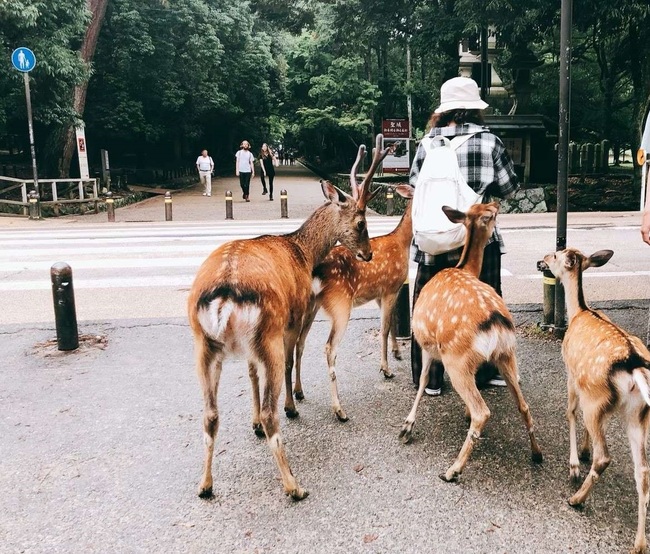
11, 47, 39, 210
75, 127, 90, 180
381, 119, 410, 173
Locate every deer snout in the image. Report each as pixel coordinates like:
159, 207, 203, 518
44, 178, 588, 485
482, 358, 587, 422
537, 259, 549, 272
356, 250, 373, 262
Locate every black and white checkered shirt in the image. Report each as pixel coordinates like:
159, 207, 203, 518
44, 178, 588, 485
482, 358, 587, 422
409, 122, 519, 266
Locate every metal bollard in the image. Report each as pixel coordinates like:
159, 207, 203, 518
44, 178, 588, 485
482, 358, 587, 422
394, 279, 411, 339
28, 190, 40, 220
50, 262, 79, 351
386, 186, 395, 216
106, 191, 115, 222
225, 190, 233, 220
280, 189, 288, 218
164, 191, 172, 221
537, 260, 555, 329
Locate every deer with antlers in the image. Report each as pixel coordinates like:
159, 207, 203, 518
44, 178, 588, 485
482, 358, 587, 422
399, 202, 543, 482
540, 247, 650, 554
187, 136, 391, 501
291, 184, 413, 422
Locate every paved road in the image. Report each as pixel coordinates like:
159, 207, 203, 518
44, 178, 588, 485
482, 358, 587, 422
1, 165, 650, 553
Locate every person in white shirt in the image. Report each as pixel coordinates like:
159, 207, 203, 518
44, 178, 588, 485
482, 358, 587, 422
235, 140, 255, 201
196, 149, 214, 197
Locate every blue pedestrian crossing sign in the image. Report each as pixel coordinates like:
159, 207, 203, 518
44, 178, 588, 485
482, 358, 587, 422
11, 47, 36, 72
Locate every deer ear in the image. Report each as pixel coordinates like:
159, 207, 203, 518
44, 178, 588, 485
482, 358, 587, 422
321, 180, 348, 203
442, 205, 466, 224
564, 251, 578, 269
395, 184, 414, 199
584, 249, 614, 269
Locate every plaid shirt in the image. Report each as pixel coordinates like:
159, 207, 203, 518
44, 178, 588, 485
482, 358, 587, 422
409, 123, 519, 265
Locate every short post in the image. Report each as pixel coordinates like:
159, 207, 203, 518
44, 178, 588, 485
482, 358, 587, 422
394, 279, 411, 339
106, 191, 115, 222
50, 262, 79, 351
601, 139, 610, 173
164, 191, 172, 221
225, 190, 233, 220
537, 260, 555, 329
28, 190, 40, 220
594, 143, 602, 173
386, 186, 395, 216
280, 189, 288, 218
580, 144, 588, 180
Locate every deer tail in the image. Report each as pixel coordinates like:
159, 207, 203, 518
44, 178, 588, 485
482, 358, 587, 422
632, 368, 650, 407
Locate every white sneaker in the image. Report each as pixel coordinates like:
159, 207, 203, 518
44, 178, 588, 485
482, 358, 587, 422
424, 387, 441, 396
487, 377, 507, 387
207, 193, 211, 197
202, 192, 207, 196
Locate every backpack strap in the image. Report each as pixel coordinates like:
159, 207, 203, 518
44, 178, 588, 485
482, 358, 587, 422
449, 132, 479, 151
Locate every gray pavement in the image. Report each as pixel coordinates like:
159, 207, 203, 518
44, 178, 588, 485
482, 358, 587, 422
1, 164, 650, 553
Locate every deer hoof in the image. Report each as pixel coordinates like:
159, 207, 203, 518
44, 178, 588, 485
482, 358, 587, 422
393, 350, 402, 361
335, 409, 349, 422
531, 450, 543, 464
398, 423, 413, 444
253, 423, 265, 438
567, 496, 585, 509
569, 465, 581, 483
579, 449, 591, 463
288, 487, 309, 501
284, 407, 300, 419
381, 369, 395, 379
294, 390, 305, 401
198, 485, 214, 499
439, 471, 460, 483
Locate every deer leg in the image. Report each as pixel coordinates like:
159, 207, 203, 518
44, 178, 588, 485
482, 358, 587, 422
294, 296, 321, 401
497, 353, 543, 464
249, 362, 264, 438
569, 404, 611, 507
195, 336, 222, 498
324, 306, 352, 422
379, 295, 398, 378
259, 338, 308, 501
628, 408, 650, 554
579, 429, 592, 462
567, 376, 581, 481
399, 348, 433, 444
283, 325, 301, 419
441, 361, 491, 483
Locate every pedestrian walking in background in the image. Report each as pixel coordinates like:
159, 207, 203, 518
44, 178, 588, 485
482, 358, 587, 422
409, 76, 520, 396
235, 140, 255, 202
196, 149, 214, 197
259, 143, 277, 201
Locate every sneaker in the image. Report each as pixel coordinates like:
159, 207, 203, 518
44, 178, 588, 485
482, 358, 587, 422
202, 193, 207, 196
206, 193, 211, 197
269, 196, 274, 201
424, 387, 442, 397
486, 377, 507, 387
262, 190, 268, 195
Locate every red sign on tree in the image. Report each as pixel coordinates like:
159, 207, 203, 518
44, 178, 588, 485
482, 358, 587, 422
382, 119, 409, 138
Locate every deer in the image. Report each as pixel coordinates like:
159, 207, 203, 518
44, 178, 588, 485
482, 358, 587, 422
540, 248, 650, 554
399, 202, 543, 482
292, 184, 414, 422
187, 135, 392, 501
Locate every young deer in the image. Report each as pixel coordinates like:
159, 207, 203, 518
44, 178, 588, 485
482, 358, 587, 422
399, 202, 543, 482
541, 248, 650, 554
187, 136, 391, 501
292, 184, 413, 422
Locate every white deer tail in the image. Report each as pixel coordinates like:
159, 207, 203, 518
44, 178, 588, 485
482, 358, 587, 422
633, 368, 650, 407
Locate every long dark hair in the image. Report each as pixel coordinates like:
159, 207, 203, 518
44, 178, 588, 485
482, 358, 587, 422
428, 109, 485, 130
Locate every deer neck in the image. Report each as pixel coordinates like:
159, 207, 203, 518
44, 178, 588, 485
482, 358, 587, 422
290, 203, 341, 267
456, 225, 491, 277
391, 202, 413, 247
562, 270, 589, 323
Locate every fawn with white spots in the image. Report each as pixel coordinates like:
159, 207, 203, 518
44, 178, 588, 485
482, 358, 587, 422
540, 248, 650, 553
292, 184, 414, 422
187, 136, 392, 501
399, 202, 543, 482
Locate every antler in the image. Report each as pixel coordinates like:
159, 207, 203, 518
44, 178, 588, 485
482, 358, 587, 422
357, 134, 395, 209
349, 144, 367, 202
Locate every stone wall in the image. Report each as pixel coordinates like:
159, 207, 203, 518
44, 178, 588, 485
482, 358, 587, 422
499, 187, 547, 213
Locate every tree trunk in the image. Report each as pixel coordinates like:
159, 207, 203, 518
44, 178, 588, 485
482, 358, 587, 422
57, 0, 109, 177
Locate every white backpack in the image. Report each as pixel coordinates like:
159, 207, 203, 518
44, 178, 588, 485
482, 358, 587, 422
412, 133, 482, 256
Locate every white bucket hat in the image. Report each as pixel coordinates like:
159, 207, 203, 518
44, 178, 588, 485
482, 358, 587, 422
434, 77, 489, 114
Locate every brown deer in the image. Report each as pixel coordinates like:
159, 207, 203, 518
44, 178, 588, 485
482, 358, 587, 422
292, 184, 413, 422
187, 135, 391, 501
399, 202, 543, 482
540, 247, 650, 554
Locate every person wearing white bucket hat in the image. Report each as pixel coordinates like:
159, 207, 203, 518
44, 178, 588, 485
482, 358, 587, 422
409, 76, 520, 396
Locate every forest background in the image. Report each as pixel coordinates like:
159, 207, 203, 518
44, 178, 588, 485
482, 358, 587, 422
0, 0, 649, 179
